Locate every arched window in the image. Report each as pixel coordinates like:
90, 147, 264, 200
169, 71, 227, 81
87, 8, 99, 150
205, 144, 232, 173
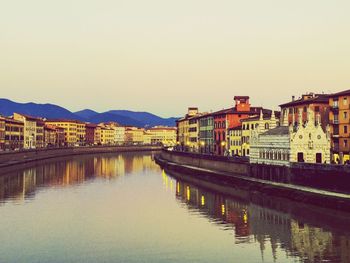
222, 131, 225, 139
265, 123, 269, 130
222, 121, 225, 128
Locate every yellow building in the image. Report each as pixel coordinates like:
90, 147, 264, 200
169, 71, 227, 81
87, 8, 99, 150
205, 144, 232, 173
146, 126, 177, 146
76, 122, 86, 145
176, 107, 199, 150
99, 125, 115, 145
3, 117, 24, 150
228, 126, 242, 156
13, 113, 37, 149
45, 119, 78, 146
125, 127, 145, 144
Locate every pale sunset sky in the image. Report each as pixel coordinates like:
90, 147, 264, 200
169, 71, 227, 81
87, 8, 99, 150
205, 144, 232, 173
1, 0, 349, 117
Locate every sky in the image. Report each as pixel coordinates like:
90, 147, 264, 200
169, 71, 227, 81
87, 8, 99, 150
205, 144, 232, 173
1, 0, 350, 117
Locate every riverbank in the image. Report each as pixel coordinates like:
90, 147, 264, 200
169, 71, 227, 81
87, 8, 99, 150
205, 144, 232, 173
155, 150, 350, 212
0, 145, 162, 170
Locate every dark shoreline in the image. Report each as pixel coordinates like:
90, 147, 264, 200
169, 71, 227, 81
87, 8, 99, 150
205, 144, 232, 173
155, 153, 350, 213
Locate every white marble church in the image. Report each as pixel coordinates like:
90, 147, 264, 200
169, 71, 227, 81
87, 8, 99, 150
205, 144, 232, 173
250, 108, 331, 166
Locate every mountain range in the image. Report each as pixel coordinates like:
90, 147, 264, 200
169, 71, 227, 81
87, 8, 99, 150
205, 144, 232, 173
0, 99, 178, 127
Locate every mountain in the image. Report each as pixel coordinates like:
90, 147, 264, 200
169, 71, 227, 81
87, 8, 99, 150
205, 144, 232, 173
0, 98, 178, 127
107, 110, 178, 127
87, 112, 144, 127
74, 109, 99, 120
0, 98, 79, 120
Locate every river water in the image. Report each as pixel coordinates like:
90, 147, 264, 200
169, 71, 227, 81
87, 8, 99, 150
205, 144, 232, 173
0, 152, 349, 263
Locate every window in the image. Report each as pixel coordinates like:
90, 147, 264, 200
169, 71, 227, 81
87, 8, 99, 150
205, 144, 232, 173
303, 106, 307, 113
344, 97, 348, 106
344, 112, 348, 119
251, 124, 254, 130
315, 106, 320, 112
265, 123, 269, 130
344, 126, 348, 134
344, 139, 348, 148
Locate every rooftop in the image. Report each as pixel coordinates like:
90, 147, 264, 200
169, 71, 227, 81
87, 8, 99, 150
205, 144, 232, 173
279, 94, 329, 107
261, 126, 289, 136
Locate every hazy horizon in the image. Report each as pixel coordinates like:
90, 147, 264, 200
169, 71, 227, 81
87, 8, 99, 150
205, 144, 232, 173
1, 0, 349, 117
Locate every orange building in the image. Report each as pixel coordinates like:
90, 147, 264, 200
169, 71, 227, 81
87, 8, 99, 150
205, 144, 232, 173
328, 89, 350, 163
212, 96, 262, 156
279, 93, 330, 131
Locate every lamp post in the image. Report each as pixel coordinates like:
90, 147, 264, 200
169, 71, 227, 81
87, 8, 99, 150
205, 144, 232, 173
221, 141, 226, 156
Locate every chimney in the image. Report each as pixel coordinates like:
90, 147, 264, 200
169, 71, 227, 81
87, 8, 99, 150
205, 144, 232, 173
292, 96, 295, 101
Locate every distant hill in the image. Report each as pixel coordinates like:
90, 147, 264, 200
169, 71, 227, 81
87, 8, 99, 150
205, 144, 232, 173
74, 109, 98, 119
0, 98, 178, 127
0, 98, 79, 120
107, 110, 178, 127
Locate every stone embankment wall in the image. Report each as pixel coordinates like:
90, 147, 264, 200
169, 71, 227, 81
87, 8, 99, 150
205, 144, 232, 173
160, 150, 249, 175
0, 145, 162, 168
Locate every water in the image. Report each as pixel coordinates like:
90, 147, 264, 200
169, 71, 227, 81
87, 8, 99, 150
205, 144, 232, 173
0, 152, 349, 263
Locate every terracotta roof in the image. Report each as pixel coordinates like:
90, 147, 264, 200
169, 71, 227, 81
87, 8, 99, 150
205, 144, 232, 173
328, 89, 350, 98
46, 119, 82, 123
279, 94, 329, 107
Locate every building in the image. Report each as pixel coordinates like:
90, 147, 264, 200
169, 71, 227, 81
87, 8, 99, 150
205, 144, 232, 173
45, 119, 78, 146
228, 126, 242, 156
0, 117, 5, 150
146, 126, 177, 146
279, 93, 330, 130
44, 124, 65, 147
213, 96, 262, 156
3, 117, 24, 150
13, 113, 37, 149
76, 121, 86, 146
114, 126, 125, 145
99, 125, 115, 145
188, 115, 200, 151
250, 109, 331, 166
328, 89, 350, 163
239, 110, 280, 157
176, 107, 199, 149
125, 127, 145, 144
85, 124, 98, 145
36, 120, 45, 148
198, 113, 214, 154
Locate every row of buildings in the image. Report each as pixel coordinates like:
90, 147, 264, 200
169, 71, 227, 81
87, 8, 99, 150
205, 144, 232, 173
0, 113, 177, 151
176, 89, 350, 165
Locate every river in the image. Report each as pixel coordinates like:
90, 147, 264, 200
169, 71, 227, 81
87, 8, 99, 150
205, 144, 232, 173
0, 152, 349, 263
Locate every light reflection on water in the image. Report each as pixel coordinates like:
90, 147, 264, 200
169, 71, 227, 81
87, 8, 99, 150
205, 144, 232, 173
0, 152, 349, 263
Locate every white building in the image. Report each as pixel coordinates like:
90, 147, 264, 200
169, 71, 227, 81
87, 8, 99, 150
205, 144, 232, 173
13, 113, 37, 149
114, 126, 125, 145
250, 109, 331, 166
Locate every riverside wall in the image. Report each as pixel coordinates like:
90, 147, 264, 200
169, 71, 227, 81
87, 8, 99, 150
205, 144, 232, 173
0, 145, 162, 169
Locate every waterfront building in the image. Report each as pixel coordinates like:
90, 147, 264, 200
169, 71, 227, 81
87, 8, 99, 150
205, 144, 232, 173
36, 119, 45, 148
85, 123, 97, 145
328, 89, 350, 163
250, 109, 331, 166
44, 124, 65, 147
188, 115, 200, 151
213, 96, 262, 156
3, 117, 24, 150
125, 127, 145, 144
240, 110, 280, 157
76, 121, 86, 146
198, 113, 214, 154
45, 119, 78, 146
176, 107, 199, 149
0, 117, 5, 150
13, 113, 38, 149
279, 93, 330, 130
99, 125, 115, 145
228, 126, 242, 156
146, 126, 177, 146
114, 126, 126, 145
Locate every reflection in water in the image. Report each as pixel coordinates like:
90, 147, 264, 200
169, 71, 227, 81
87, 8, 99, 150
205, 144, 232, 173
163, 170, 350, 263
1, 153, 350, 263
0, 152, 157, 204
